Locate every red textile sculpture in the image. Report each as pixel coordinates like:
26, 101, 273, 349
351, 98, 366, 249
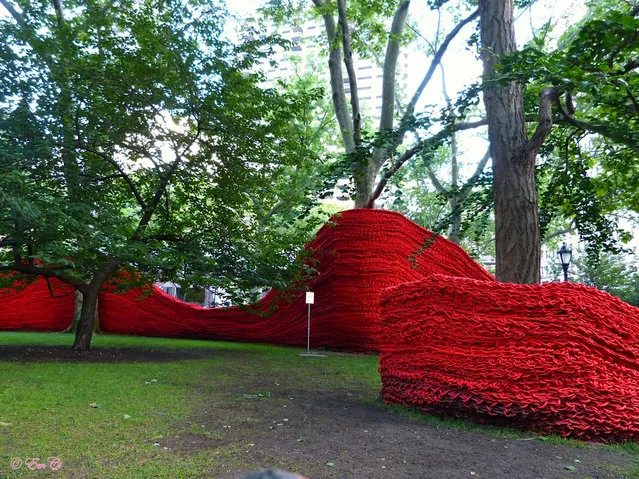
3, 209, 639, 440
0, 209, 490, 351
0, 278, 74, 331
379, 274, 639, 442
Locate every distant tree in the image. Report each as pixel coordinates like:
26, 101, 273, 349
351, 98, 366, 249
572, 251, 639, 306
0, 0, 319, 350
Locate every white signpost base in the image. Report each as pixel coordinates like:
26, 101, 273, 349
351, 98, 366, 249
299, 292, 326, 358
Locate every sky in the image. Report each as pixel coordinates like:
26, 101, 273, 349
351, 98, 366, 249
224, 0, 589, 142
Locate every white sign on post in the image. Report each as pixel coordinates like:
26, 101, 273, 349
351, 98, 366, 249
299, 291, 324, 357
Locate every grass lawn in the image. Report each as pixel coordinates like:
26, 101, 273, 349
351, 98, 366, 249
0, 332, 638, 479
0, 333, 379, 478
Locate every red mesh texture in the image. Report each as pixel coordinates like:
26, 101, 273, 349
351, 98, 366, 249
0, 209, 491, 350
0, 278, 74, 331
379, 274, 639, 442
99, 209, 491, 350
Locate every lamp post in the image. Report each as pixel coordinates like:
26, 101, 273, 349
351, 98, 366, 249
557, 243, 572, 282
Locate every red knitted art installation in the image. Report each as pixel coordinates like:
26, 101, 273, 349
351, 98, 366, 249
0, 209, 491, 351
0, 278, 74, 332
379, 274, 639, 442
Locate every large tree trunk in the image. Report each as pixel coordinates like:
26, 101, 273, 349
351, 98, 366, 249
353, 157, 378, 208
479, 0, 540, 284
72, 285, 100, 351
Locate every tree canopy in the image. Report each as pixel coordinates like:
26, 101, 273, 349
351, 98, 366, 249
0, 0, 325, 349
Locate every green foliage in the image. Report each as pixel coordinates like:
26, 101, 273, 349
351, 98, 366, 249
537, 132, 628, 258
496, 2, 639, 257
571, 250, 639, 306
0, 0, 326, 302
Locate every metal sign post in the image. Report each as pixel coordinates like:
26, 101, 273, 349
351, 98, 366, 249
300, 291, 325, 357
305, 292, 313, 352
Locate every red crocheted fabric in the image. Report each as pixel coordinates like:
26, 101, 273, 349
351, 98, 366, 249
0, 209, 491, 350
3, 209, 639, 440
378, 274, 639, 442
0, 277, 74, 331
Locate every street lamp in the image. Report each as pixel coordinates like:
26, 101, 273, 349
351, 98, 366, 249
557, 243, 572, 282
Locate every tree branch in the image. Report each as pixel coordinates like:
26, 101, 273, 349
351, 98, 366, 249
458, 147, 490, 202
52, 0, 65, 24
100, 0, 116, 14
379, 0, 410, 131
470, 147, 491, 182
0, 264, 86, 290
312, 0, 355, 153
0, 0, 26, 27
612, 79, 639, 112
542, 223, 576, 243
555, 96, 639, 152
367, 119, 488, 206
620, 59, 639, 74
406, 9, 479, 113
134, 125, 202, 239
91, 257, 120, 287
337, 0, 362, 145
426, 167, 447, 194
526, 87, 560, 154
361, 41, 407, 115
370, 8, 479, 178
73, 143, 148, 210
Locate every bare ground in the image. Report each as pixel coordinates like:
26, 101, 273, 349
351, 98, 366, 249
2, 345, 638, 479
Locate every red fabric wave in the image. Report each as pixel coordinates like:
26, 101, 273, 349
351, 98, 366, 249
4, 209, 639, 440
0, 209, 491, 351
378, 274, 639, 442
0, 277, 75, 331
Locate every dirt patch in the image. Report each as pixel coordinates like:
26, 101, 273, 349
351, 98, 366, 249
164, 361, 639, 479
0, 345, 217, 363
2, 345, 637, 478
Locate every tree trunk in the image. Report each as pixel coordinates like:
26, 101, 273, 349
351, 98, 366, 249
492, 148, 541, 283
448, 197, 462, 244
353, 158, 377, 208
71, 259, 117, 351
479, 0, 540, 284
65, 290, 101, 334
72, 285, 100, 351
63, 290, 83, 333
